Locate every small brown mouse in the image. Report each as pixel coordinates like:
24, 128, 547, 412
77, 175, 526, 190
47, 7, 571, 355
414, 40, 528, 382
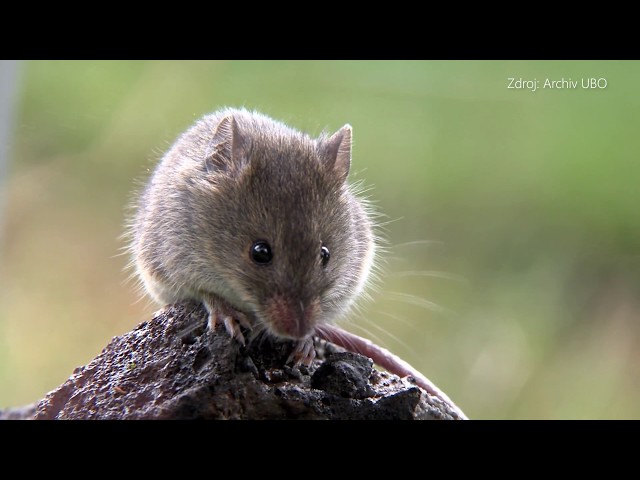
127, 107, 467, 418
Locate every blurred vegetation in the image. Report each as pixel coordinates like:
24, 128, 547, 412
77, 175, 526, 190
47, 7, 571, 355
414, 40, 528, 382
1, 60, 639, 418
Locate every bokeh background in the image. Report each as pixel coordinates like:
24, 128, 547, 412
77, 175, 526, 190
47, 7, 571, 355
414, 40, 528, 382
1, 60, 638, 419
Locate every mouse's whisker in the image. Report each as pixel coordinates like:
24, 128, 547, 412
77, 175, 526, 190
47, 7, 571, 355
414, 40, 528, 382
384, 291, 451, 315
376, 310, 422, 331
389, 270, 468, 283
355, 316, 415, 355
392, 240, 445, 249
344, 322, 389, 351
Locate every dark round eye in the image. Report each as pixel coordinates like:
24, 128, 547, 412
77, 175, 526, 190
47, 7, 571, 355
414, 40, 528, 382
251, 241, 272, 265
320, 245, 330, 267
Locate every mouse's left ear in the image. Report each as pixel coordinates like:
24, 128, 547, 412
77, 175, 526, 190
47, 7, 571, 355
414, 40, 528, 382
206, 114, 247, 174
319, 124, 352, 182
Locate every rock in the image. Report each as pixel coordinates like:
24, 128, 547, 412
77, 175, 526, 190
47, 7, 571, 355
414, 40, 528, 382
0, 403, 37, 420
4, 301, 460, 420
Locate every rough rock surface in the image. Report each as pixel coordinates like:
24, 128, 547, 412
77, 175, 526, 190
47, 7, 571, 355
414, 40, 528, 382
4, 301, 461, 420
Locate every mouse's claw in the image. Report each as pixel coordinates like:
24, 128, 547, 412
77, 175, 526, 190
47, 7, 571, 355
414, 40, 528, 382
223, 314, 246, 346
203, 293, 252, 346
286, 337, 316, 366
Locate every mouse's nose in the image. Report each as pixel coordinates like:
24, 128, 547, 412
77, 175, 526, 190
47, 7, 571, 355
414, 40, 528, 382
265, 295, 319, 339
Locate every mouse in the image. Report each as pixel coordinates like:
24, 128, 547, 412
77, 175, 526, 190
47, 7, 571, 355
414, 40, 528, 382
129, 107, 376, 364
127, 107, 467, 418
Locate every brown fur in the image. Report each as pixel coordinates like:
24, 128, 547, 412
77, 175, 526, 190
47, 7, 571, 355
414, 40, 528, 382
129, 108, 376, 340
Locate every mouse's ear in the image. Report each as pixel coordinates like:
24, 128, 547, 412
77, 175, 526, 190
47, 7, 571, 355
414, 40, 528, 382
319, 124, 352, 182
205, 115, 246, 173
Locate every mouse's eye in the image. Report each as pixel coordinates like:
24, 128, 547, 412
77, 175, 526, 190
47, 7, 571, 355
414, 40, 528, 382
251, 241, 273, 265
320, 245, 330, 267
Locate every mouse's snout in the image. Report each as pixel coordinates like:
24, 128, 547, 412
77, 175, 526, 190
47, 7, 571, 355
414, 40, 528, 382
264, 295, 320, 339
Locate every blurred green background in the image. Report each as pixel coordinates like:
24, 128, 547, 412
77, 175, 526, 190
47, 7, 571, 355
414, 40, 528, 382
1, 60, 638, 419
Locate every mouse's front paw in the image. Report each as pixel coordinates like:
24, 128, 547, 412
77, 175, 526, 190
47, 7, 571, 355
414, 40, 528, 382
202, 294, 252, 346
286, 337, 316, 367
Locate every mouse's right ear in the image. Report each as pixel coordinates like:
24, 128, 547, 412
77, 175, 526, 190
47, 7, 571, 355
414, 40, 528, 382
318, 124, 352, 183
205, 115, 246, 174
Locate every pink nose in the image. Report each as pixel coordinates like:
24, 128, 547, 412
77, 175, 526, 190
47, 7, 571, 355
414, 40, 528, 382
265, 296, 317, 339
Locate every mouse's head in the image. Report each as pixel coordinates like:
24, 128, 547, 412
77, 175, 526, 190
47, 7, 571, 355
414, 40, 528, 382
196, 110, 375, 340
